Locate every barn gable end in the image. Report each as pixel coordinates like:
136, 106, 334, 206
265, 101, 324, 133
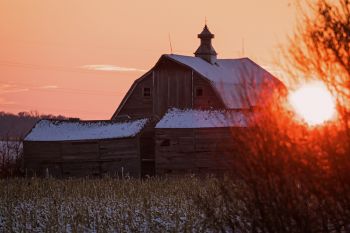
115, 72, 154, 120
113, 50, 283, 121
111, 55, 225, 121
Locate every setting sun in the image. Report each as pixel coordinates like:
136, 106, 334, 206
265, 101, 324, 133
289, 82, 336, 126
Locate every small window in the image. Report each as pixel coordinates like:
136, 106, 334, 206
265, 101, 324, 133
160, 139, 170, 147
143, 87, 151, 97
196, 87, 203, 97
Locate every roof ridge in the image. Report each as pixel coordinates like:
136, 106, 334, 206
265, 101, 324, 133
165, 54, 249, 61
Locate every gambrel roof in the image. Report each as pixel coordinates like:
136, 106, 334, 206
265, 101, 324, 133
111, 54, 284, 119
165, 54, 284, 109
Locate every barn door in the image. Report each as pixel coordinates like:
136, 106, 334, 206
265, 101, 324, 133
139, 130, 155, 177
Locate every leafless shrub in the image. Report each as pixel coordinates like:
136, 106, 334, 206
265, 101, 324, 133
195, 1, 350, 232
0, 176, 217, 232
0, 136, 23, 178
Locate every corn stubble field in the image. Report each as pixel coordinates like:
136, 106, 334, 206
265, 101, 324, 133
0, 177, 229, 232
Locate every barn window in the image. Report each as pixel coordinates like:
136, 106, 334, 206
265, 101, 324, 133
196, 87, 203, 97
160, 139, 170, 147
143, 87, 151, 97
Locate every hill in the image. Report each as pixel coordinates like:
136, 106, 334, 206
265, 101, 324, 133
0, 112, 69, 140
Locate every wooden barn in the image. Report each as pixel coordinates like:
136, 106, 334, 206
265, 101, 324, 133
23, 24, 284, 177
23, 119, 153, 178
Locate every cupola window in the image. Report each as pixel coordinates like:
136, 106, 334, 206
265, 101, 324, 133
143, 87, 151, 97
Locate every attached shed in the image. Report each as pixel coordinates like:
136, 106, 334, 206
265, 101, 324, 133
23, 119, 151, 178
155, 109, 248, 175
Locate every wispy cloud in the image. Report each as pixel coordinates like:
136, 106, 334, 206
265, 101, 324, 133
0, 97, 15, 105
0, 83, 59, 94
0, 84, 12, 89
38, 85, 59, 89
80, 65, 146, 72
2, 88, 29, 93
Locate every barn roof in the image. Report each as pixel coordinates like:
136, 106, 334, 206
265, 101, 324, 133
155, 108, 248, 129
24, 119, 148, 142
164, 54, 283, 109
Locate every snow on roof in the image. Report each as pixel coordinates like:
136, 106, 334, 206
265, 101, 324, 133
155, 108, 248, 129
24, 119, 148, 141
165, 54, 283, 109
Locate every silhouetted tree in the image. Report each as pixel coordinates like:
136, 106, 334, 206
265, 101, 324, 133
0, 111, 69, 177
0, 111, 69, 140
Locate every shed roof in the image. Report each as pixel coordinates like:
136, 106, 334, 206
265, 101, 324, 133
164, 54, 283, 109
155, 108, 248, 129
24, 119, 148, 142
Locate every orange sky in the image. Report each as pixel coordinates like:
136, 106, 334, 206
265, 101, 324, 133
0, 0, 296, 119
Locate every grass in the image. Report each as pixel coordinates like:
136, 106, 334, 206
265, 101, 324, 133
0, 176, 221, 232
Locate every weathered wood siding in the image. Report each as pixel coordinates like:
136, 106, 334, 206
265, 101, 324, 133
152, 58, 193, 117
193, 73, 224, 109
23, 141, 62, 177
113, 56, 225, 121
117, 73, 154, 120
139, 128, 155, 176
155, 128, 240, 175
23, 137, 141, 178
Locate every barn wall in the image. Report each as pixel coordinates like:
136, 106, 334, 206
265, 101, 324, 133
113, 56, 226, 121
155, 128, 239, 175
98, 138, 140, 178
114, 57, 194, 121
23, 141, 62, 177
193, 73, 225, 109
139, 127, 155, 176
23, 137, 141, 178
116, 73, 154, 120
153, 59, 193, 117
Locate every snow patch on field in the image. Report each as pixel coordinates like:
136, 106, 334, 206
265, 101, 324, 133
0, 191, 211, 232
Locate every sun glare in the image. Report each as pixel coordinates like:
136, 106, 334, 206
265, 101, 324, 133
289, 82, 336, 126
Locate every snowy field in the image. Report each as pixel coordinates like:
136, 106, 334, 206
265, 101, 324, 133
0, 177, 227, 232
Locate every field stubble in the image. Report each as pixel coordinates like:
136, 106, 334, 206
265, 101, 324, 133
0, 176, 230, 232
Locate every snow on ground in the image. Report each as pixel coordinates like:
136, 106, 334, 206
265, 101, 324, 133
0, 197, 202, 232
0, 178, 228, 233
24, 119, 148, 141
156, 108, 248, 128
